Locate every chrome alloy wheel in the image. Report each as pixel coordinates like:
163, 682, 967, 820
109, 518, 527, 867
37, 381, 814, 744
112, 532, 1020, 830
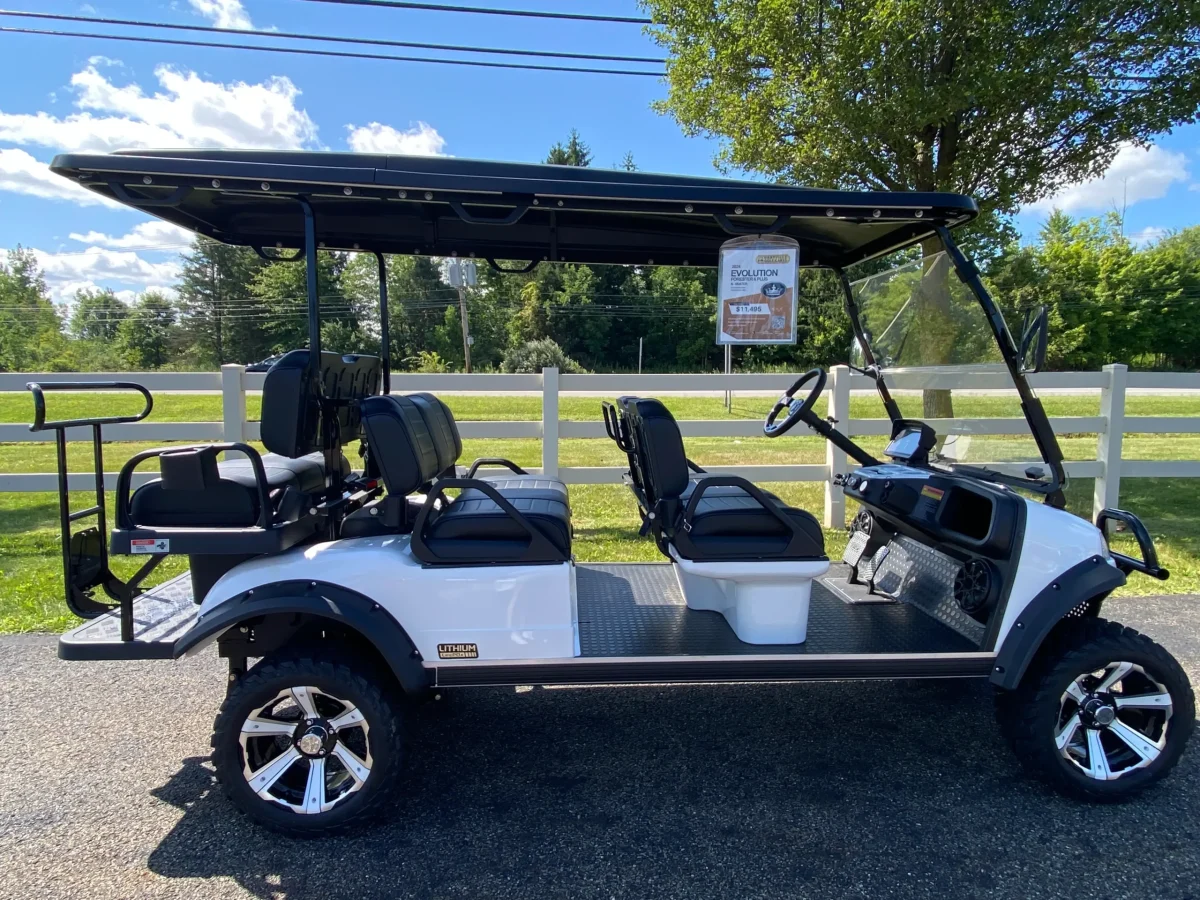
1055, 661, 1173, 781
239, 686, 373, 814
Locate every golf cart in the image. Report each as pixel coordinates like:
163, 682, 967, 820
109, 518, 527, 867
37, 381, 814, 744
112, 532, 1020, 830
33, 150, 1193, 835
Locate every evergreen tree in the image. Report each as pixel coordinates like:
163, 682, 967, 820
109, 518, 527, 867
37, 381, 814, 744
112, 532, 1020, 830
546, 129, 593, 167
176, 240, 264, 366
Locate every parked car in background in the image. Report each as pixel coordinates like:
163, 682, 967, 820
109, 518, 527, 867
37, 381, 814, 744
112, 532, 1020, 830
245, 355, 283, 373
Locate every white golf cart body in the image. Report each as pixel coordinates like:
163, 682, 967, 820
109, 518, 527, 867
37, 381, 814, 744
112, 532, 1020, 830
32, 150, 1187, 829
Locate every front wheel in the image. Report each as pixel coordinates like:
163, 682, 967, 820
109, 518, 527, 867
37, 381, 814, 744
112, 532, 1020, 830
212, 654, 404, 836
999, 618, 1194, 801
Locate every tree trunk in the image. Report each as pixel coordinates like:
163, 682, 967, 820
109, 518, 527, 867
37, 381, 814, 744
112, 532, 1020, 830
918, 236, 954, 419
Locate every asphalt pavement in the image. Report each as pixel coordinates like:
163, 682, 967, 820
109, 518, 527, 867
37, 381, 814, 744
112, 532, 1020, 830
2, 593, 1199, 900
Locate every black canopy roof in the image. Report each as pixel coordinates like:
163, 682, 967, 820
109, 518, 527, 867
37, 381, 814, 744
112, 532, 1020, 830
50, 150, 978, 269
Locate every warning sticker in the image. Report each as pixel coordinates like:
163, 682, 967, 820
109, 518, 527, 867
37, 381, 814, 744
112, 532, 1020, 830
920, 485, 945, 502
130, 538, 170, 554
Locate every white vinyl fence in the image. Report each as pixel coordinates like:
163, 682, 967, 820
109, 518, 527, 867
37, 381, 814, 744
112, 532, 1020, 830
3, 363, 1199, 528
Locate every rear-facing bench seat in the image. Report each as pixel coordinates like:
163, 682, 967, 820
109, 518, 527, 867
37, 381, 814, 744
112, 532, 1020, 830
129, 449, 347, 528
356, 394, 571, 564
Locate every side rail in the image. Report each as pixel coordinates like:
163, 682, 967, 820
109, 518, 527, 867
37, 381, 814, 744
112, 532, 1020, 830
25, 381, 156, 633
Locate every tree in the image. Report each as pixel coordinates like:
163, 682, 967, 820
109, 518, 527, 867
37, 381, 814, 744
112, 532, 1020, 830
647, 0, 1200, 222
69, 287, 128, 342
176, 241, 264, 366
0, 247, 61, 371
647, 0, 1200, 404
117, 291, 179, 369
250, 251, 361, 353
546, 128, 593, 167
618, 151, 638, 171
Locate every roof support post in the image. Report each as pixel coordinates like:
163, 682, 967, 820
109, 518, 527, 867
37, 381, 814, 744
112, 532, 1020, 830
299, 197, 321, 366
375, 252, 391, 394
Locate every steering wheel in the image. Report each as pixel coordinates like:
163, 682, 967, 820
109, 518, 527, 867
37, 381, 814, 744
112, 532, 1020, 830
764, 368, 827, 438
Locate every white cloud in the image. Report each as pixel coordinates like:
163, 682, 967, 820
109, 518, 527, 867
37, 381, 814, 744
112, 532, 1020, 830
189, 0, 254, 29
0, 64, 319, 153
0, 148, 123, 207
69, 220, 195, 251
55, 282, 140, 305
1029, 143, 1189, 213
30, 247, 180, 304
345, 122, 447, 156
1129, 226, 1168, 248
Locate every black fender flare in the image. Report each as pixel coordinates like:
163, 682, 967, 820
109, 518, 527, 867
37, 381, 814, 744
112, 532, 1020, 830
990, 556, 1125, 689
173, 580, 430, 693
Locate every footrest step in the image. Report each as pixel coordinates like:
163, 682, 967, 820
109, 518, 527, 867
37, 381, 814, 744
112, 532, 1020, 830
58, 573, 198, 661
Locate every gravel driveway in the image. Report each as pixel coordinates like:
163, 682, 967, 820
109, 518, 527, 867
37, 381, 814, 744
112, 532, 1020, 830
2, 594, 1198, 900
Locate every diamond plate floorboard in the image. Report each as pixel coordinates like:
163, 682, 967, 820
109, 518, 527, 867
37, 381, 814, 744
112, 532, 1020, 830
576, 564, 975, 658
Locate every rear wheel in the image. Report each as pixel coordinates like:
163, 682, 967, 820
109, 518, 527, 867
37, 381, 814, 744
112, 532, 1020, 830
212, 654, 403, 836
1000, 618, 1194, 801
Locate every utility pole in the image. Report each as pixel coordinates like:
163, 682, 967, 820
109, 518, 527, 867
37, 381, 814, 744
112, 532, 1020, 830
447, 258, 477, 373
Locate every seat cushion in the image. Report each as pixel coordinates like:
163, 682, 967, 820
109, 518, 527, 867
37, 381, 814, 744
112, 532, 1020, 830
422, 481, 572, 561
467, 476, 569, 506
130, 452, 340, 528
680, 479, 781, 505
675, 490, 825, 561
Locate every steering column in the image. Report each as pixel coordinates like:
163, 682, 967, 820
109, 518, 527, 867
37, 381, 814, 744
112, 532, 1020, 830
762, 367, 881, 468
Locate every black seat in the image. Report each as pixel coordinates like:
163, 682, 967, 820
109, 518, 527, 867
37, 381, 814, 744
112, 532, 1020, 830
358, 394, 571, 564
129, 350, 377, 528
615, 397, 825, 562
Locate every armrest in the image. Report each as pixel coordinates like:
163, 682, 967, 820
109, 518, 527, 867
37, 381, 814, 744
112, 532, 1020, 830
679, 476, 810, 558
410, 477, 567, 564
115, 443, 273, 531
465, 458, 528, 477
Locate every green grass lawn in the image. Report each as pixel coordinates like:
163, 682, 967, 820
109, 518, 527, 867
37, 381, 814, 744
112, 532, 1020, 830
1, 390, 1197, 633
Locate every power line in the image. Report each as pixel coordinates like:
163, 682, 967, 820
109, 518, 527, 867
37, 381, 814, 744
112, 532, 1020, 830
0, 9, 666, 64
0, 26, 663, 77
291, 0, 654, 25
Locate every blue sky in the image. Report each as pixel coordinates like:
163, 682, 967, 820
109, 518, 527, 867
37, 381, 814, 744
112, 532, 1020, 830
0, 0, 1196, 303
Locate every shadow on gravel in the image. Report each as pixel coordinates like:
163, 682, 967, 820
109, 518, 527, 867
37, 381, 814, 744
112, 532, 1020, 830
147, 680, 1200, 900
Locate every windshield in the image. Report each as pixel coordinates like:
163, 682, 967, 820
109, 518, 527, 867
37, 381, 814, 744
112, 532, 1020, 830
847, 252, 1055, 484
849, 253, 1011, 370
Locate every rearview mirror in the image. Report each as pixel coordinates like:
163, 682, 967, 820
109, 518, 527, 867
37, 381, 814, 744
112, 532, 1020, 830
1018, 306, 1048, 373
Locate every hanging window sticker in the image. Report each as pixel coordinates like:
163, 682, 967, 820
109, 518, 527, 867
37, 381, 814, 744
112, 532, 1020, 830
716, 235, 800, 344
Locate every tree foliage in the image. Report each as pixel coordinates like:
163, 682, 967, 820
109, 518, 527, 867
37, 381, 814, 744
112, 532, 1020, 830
116, 291, 179, 369
645, 0, 1200, 231
69, 288, 128, 342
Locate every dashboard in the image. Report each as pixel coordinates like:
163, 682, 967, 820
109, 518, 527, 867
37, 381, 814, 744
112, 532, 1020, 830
841, 464, 1019, 559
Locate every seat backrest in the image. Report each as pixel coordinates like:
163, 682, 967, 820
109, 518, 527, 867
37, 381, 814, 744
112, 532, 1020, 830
407, 392, 463, 474
618, 397, 690, 505
360, 395, 443, 496
260, 349, 382, 458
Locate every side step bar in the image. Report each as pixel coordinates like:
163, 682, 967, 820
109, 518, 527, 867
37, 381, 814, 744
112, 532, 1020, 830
58, 573, 198, 661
